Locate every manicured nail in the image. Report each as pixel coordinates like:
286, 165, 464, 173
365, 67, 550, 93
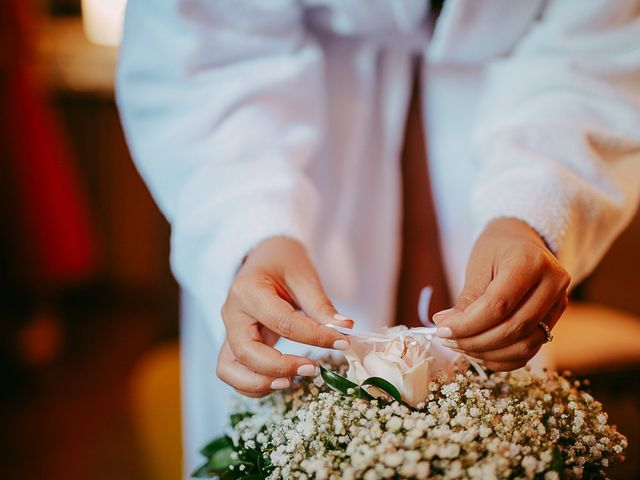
435, 327, 454, 338
441, 339, 458, 349
432, 308, 455, 325
333, 339, 350, 350
297, 364, 316, 377
270, 378, 290, 390
333, 314, 354, 328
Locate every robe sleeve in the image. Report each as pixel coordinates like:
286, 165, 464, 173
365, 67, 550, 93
471, 0, 640, 284
116, 0, 326, 331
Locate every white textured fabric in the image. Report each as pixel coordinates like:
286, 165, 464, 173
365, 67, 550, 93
116, 0, 640, 475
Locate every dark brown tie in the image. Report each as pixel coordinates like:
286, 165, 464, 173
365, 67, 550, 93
395, 58, 451, 328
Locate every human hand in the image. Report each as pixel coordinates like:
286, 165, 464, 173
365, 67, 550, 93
216, 236, 352, 397
432, 218, 570, 371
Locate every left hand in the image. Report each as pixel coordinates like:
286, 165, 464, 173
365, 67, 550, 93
432, 217, 570, 371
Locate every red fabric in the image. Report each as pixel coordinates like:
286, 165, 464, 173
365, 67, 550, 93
1, 0, 98, 287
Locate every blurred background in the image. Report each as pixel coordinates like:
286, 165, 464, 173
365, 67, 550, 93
0, 1, 639, 479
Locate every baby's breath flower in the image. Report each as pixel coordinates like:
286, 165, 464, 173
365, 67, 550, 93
211, 358, 626, 480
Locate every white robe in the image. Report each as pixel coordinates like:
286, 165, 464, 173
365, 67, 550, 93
116, 0, 640, 475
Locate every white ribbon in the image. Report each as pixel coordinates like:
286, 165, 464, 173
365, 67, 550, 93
328, 285, 488, 379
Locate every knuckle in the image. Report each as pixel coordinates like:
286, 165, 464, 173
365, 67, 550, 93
314, 301, 335, 317
508, 319, 527, 340
489, 296, 509, 319
456, 292, 476, 310
523, 249, 545, 270
220, 302, 229, 321
234, 344, 251, 364
216, 362, 230, 384
275, 360, 292, 378
547, 265, 570, 291
229, 277, 247, 299
558, 270, 571, 291
274, 312, 294, 338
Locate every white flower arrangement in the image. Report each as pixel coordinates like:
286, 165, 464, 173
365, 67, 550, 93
193, 327, 626, 479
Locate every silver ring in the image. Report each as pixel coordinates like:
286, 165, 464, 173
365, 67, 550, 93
538, 322, 553, 344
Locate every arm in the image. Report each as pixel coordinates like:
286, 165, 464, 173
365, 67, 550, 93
116, 0, 350, 394
471, 0, 640, 282
435, 0, 640, 370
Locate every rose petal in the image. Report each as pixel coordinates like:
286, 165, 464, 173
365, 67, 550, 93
428, 337, 462, 374
401, 357, 434, 407
343, 327, 462, 407
363, 351, 404, 390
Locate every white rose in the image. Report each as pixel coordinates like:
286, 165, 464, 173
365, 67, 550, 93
343, 326, 460, 407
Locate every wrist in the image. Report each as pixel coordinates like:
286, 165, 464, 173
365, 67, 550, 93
484, 217, 550, 251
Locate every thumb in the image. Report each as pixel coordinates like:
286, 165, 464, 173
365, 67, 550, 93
289, 272, 354, 328
432, 274, 489, 326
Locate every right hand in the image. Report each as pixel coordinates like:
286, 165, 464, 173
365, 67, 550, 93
217, 236, 353, 397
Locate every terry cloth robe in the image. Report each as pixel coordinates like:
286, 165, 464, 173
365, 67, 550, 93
116, 1, 640, 475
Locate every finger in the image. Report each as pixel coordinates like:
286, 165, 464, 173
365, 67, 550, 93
433, 269, 491, 325
438, 261, 541, 339
242, 285, 350, 350
225, 313, 319, 377
481, 358, 529, 372
545, 294, 568, 330
446, 290, 566, 353
234, 388, 271, 399
287, 269, 354, 327
453, 329, 544, 363
216, 341, 289, 395
450, 295, 567, 360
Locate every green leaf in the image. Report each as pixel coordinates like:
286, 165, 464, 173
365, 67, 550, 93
195, 436, 237, 477
191, 462, 216, 478
354, 386, 375, 400
361, 377, 403, 403
550, 447, 565, 477
200, 435, 233, 457
320, 365, 357, 394
209, 445, 236, 471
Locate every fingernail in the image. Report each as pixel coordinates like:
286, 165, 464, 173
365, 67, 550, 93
435, 327, 453, 338
297, 364, 316, 377
432, 308, 455, 325
333, 314, 354, 327
441, 339, 458, 349
333, 339, 350, 350
270, 378, 290, 390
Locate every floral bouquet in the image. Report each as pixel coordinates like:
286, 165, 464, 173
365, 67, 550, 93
193, 326, 626, 479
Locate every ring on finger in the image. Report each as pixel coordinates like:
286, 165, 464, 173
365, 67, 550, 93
537, 321, 553, 344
